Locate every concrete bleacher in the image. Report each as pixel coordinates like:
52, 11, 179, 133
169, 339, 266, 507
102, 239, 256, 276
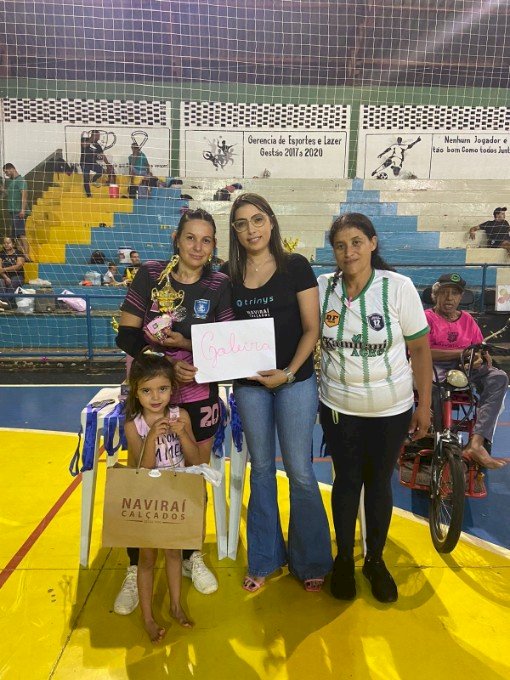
30, 175, 510, 278
24, 175, 509, 289
336, 180, 504, 286
26, 174, 187, 283
3, 175, 508, 356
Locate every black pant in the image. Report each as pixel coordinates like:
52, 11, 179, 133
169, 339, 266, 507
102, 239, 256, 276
82, 162, 104, 197
320, 404, 412, 560
0, 274, 23, 308
128, 547, 194, 565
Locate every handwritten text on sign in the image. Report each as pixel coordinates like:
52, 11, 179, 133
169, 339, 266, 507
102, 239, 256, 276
191, 318, 276, 383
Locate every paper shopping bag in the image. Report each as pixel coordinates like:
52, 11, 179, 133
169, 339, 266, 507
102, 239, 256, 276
102, 467, 205, 550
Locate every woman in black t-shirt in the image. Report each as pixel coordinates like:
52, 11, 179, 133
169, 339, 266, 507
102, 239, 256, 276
225, 193, 332, 592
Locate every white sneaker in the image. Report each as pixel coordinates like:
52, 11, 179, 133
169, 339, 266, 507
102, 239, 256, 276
113, 565, 139, 615
182, 552, 218, 594
0, 300, 8, 309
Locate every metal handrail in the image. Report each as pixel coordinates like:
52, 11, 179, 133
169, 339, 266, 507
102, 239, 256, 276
0, 291, 125, 360
2, 263, 510, 359
311, 262, 510, 314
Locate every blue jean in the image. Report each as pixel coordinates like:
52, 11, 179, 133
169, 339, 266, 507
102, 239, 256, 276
234, 375, 333, 581
10, 213, 26, 237
433, 361, 508, 443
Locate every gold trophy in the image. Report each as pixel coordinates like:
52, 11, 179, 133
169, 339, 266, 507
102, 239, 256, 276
283, 237, 300, 253
145, 255, 186, 341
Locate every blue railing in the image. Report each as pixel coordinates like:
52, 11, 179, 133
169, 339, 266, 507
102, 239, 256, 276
0, 292, 126, 360
312, 262, 510, 314
1, 264, 509, 359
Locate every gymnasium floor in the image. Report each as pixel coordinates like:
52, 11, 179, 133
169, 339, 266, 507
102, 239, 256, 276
1, 383, 510, 680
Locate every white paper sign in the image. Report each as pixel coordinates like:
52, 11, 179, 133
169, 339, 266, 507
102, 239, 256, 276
191, 319, 276, 384
496, 285, 510, 311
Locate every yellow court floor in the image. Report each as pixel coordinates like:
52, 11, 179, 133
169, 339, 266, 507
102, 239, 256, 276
1, 430, 510, 680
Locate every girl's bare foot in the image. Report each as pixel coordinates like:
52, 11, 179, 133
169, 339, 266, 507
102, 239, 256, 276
170, 605, 194, 628
143, 618, 166, 643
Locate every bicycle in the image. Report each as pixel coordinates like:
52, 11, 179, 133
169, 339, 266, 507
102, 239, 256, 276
399, 324, 510, 553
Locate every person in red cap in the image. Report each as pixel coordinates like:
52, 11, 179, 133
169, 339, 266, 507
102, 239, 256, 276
425, 272, 510, 469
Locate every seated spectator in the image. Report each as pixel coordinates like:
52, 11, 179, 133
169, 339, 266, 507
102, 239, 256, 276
103, 262, 125, 286
213, 183, 243, 201
468, 207, 510, 254
0, 236, 25, 309
127, 143, 151, 198
225, 182, 242, 193
425, 273, 510, 469
128, 143, 151, 178
136, 175, 160, 199
122, 251, 141, 284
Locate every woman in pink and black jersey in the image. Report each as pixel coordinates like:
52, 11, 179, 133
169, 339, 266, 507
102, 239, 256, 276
113, 208, 235, 612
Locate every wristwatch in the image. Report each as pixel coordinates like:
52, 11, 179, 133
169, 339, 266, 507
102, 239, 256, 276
283, 367, 296, 384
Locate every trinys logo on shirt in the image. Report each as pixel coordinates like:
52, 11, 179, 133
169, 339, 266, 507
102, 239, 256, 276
325, 309, 340, 328
236, 295, 274, 308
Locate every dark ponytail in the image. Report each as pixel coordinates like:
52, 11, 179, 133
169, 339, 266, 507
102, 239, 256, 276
330, 267, 341, 294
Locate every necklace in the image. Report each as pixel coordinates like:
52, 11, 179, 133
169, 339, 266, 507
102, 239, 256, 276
247, 256, 274, 272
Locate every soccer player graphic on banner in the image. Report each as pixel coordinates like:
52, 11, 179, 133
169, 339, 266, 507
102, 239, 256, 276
371, 136, 422, 178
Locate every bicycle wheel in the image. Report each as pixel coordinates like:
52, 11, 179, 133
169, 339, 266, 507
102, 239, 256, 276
429, 442, 465, 553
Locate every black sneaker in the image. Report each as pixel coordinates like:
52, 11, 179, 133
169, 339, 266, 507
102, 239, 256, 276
330, 556, 356, 600
362, 557, 398, 603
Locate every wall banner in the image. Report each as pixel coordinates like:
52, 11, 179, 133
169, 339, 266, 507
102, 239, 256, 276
180, 102, 350, 178
358, 105, 510, 180
1, 99, 171, 177
64, 125, 170, 175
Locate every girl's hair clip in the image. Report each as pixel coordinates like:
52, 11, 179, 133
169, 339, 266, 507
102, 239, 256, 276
142, 349, 166, 357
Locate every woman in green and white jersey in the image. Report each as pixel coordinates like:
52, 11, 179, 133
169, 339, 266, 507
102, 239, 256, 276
319, 212, 432, 604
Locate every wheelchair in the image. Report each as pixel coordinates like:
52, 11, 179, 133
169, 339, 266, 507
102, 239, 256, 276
398, 342, 504, 553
